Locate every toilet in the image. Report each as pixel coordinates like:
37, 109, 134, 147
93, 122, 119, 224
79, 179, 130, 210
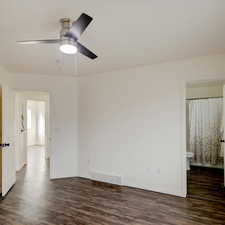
186, 152, 194, 170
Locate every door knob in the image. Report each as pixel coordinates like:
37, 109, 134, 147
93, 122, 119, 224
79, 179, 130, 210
0, 143, 10, 147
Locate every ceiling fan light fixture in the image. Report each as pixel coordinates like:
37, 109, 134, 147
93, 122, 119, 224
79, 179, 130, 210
17, 13, 97, 59
59, 39, 78, 54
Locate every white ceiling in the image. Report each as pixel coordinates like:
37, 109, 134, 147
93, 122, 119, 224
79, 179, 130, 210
1, 0, 225, 77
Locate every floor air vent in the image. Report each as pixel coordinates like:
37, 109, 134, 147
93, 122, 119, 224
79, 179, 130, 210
90, 170, 122, 185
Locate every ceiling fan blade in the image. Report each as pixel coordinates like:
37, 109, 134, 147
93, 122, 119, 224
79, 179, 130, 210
77, 42, 97, 59
17, 39, 60, 44
71, 13, 93, 39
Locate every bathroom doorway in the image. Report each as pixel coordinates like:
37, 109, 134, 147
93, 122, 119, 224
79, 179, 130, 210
186, 81, 225, 202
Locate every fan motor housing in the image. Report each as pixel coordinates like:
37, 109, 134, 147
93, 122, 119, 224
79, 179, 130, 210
60, 18, 71, 39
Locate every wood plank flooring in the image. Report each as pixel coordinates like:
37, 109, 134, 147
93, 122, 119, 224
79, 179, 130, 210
187, 165, 225, 203
1, 147, 225, 225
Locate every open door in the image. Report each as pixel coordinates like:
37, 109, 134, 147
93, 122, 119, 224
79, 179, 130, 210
223, 85, 225, 187
1, 85, 16, 196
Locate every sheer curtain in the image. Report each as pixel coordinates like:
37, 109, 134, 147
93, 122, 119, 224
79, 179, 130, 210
188, 98, 223, 166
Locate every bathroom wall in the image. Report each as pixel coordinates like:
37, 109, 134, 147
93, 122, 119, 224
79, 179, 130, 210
186, 83, 223, 99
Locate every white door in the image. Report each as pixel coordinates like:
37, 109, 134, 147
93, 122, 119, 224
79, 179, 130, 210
1, 85, 16, 196
223, 85, 225, 186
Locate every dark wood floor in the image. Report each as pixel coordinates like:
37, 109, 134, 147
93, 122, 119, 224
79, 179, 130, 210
187, 165, 225, 203
1, 148, 225, 225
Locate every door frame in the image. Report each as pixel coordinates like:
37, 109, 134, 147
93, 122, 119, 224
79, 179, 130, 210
183, 76, 225, 196
13, 91, 50, 175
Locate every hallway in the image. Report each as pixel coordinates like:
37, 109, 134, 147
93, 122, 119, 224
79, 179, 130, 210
26, 146, 47, 178
1, 148, 225, 225
18, 145, 48, 194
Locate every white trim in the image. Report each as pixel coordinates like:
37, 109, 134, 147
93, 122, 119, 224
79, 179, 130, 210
181, 80, 187, 197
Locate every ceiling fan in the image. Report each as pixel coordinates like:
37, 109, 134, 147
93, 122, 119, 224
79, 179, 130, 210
17, 13, 97, 59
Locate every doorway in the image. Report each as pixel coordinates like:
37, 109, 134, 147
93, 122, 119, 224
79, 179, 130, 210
0, 87, 2, 195
1, 88, 50, 197
26, 100, 46, 173
14, 91, 50, 178
186, 81, 225, 202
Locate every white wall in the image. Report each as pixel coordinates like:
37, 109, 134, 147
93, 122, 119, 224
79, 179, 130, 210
14, 93, 27, 171
0, 68, 79, 179
2, 53, 225, 197
78, 54, 225, 197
